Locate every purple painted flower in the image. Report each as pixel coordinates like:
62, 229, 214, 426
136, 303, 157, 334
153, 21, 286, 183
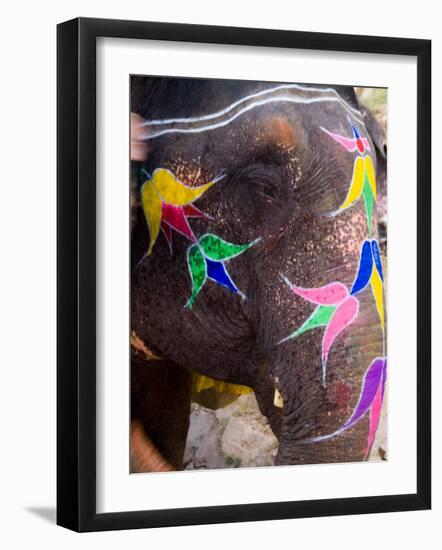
307, 357, 387, 455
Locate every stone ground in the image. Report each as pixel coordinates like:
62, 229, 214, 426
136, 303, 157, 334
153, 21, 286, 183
184, 390, 386, 469
184, 88, 388, 470
184, 395, 279, 470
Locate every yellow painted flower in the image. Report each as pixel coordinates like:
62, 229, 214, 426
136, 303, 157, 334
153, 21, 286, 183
141, 168, 215, 256
322, 122, 377, 233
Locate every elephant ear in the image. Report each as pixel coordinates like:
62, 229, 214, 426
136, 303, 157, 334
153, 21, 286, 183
361, 106, 387, 160
361, 105, 387, 221
199, 234, 259, 261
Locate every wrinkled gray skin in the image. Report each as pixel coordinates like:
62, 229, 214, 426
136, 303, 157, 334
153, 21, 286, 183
131, 78, 387, 468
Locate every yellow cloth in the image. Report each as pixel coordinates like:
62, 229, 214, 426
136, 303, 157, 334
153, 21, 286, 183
191, 372, 253, 395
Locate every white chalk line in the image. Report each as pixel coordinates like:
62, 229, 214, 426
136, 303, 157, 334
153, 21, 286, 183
141, 84, 364, 139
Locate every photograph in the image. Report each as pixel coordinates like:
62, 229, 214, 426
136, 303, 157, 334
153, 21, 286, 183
129, 76, 388, 473
0, 1, 435, 542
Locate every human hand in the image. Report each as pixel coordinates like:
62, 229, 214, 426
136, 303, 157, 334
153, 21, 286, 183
131, 113, 149, 161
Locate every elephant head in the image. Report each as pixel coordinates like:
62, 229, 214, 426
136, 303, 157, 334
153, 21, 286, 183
131, 77, 387, 466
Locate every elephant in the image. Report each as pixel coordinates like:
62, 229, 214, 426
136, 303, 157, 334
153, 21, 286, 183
129, 76, 387, 471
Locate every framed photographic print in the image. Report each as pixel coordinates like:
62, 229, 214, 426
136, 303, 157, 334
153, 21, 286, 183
57, 17, 431, 532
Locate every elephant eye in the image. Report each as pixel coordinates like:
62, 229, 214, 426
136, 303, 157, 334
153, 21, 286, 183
254, 175, 280, 204
236, 163, 283, 207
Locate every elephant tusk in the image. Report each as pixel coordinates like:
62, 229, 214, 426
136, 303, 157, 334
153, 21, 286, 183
273, 388, 284, 408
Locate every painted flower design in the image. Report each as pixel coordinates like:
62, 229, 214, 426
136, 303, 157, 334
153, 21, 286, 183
321, 121, 377, 233
308, 357, 387, 455
141, 168, 215, 256
350, 239, 385, 330
279, 239, 384, 385
186, 233, 259, 309
279, 278, 359, 386
321, 121, 371, 154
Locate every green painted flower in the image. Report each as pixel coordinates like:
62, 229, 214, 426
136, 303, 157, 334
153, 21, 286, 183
185, 233, 260, 309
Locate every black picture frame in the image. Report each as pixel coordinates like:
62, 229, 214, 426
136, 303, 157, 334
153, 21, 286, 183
57, 17, 431, 532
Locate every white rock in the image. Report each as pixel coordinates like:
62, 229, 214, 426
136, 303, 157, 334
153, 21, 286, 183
183, 405, 217, 466
194, 430, 228, 469
221, 416, 278, 467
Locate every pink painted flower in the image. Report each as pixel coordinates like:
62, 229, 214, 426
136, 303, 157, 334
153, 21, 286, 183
279, 276, 359, 386
279, 239, 385, 385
